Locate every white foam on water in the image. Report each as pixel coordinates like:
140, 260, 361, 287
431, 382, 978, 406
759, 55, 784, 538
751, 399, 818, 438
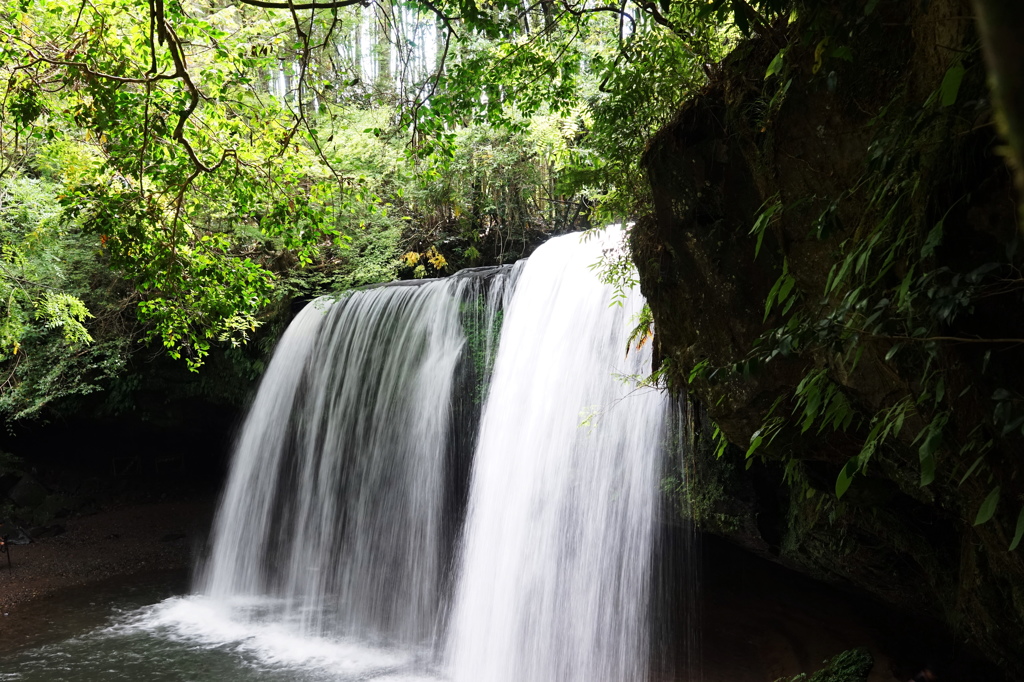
114, 595, 429, 679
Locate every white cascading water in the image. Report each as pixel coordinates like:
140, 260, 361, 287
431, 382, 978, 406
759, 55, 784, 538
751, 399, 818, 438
183, 228, 670, 681
446, 228, 669, 682
198, 273, 501, 645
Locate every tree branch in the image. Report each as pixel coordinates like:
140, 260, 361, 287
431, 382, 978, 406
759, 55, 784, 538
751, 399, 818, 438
235, 0, 366, 10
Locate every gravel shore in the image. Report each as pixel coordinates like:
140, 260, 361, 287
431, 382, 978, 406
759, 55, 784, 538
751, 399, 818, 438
0, 497, 215, 617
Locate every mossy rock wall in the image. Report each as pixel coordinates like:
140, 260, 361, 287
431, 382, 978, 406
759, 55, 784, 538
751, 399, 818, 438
635, 0, 1024, 675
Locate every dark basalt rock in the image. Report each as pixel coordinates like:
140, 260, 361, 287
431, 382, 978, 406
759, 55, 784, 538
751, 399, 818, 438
635, 0, 1024, 676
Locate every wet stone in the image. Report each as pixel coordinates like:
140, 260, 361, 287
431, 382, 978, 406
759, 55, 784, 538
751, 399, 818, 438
8, 476, 47, 509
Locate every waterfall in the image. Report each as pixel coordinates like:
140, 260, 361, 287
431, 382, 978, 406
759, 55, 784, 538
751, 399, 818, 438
196, 228, 670, 680
198, 271, 507, 644
446, 229, 668, 682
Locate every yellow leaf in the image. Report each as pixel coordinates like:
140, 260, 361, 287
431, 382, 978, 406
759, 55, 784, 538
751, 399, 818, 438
813, 37, 830, 75
425, 246, 447, 271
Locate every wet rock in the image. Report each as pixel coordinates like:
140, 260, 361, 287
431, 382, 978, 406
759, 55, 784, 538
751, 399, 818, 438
28, 525, 66, 539
8, 475, 47, 508
34, 494, 70, 522
0, 525, 32, 545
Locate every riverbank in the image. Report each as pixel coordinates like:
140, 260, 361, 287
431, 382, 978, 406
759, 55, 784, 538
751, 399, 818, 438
0, 497, 215, 617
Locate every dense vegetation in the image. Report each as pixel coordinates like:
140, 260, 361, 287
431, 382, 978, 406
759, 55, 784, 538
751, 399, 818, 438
3, 0, 1023, 531
0, 0, 727, 417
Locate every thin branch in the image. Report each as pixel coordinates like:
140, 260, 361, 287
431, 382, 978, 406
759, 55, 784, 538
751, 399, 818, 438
313, 7, 342, 49
160, 19, 234, 173
71, 0, 91, 35
236, 0, 365, 10
417, 0, 460, 35
848, 326, 1024, 346
12, 53, 169, 85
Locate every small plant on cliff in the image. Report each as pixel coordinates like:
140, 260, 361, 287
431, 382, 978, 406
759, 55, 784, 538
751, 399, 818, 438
776, 648, 874, 682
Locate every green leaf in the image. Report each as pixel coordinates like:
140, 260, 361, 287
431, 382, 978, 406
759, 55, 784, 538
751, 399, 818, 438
812, 37, 830, 75
921, 219, 945, 258
940, 62, 965, 108
1011, 506, 1024, 551
778, 275, 796, 303
765, 48, 787, 79
974, 486, 1001, 526
830, 46, 854, 62
918, 429, 939, 487
959, 455, 985, 486
836, 459, 857, 499
730, 0, 750, 34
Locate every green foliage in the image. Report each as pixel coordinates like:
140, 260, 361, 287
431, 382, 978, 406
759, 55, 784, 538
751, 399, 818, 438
0, 339, 128, 420
0, 178, 90, 357
626, 303, 655, 357
684, 24, 1024, 541
940, 61, 966, 108
1010, 507, 1024, 551
751, 194, 783, 258
461, 295, 504, 404
406, 0, 731, 234
586, 224, 638, 307
34, 292, 92, 345
975, 486, 1001, 526
835, 398, 913, 498
777, 648, 874, 682
0, 0, 778, 419
0, 171, 135, 417
401, 118, 582, 269
575, 26, 713, 224
1, 0, 369, 371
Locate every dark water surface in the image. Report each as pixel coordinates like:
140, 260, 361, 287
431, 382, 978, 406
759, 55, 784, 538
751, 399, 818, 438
1, 572, 439, 682
1, 570, 189, 657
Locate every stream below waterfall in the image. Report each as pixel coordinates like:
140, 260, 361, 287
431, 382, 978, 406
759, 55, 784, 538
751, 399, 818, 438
1, 576, 439, 682
0, 537, 914, 682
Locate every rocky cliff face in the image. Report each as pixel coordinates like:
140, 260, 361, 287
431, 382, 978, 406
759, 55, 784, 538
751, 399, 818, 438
633, 0, 1024, 675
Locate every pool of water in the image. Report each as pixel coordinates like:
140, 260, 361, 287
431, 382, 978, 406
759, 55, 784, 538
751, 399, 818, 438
1, 576, 441, 682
